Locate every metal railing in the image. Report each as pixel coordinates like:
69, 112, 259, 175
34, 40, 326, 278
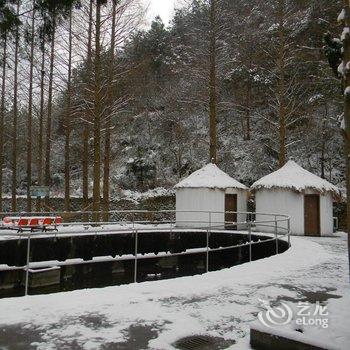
0, 210, 291, 296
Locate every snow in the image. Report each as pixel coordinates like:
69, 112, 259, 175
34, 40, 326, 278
341, 27, 350, 41
345, 86, 350, 97
174, 163, 248, 190
122, 187, 174, 203
0, 234, 348, 349
251, 160, 341, 198
338, 9, 346, 23
341, 116, 345, 130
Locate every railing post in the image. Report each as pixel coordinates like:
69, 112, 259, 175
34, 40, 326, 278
134, 229, 138, 283
248, 221, 252, 262
25, 233, 31, 296
287, 217, 291, 247
206, 229, 209, 272
275, 216, 279, 254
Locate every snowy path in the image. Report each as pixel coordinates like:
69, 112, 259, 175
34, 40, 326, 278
0, 233, 348, 350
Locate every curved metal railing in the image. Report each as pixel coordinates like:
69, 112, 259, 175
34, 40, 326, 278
0, 210, 291, 296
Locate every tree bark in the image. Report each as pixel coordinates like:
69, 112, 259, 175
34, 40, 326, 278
245, 80, 252, 141
26, 1, 35, 212
0, 34, 7, 212
341, 0, 350, 283
320, 103, 328, 179
277, 0, 286, 168
11, 1, 20, 212
64, 10, 73, 212
37, 46, 45, 212
82, 0, 93, 220
93, 1, 102, 222
103, 0, 117, 222
209, 0, 218, 164
44, 19, 56, 208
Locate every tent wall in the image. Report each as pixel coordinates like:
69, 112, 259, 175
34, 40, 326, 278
255, 188, 334, 236
175, 188, 225, 228
175, 188, 248, 229
319, 192, 334, 236
255, 189, 302, 234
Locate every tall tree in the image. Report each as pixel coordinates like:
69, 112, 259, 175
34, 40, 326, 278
26, 0, 36, 212
209, 0, 218, 163
103, 0, 117, 222
0, 0, 20, 211
0, 33, 7, 212
44, 13, 56, 208
339, 0, 350, 281
64, 8, 73, 211
37, 44, 45, 212
82, 0, 93, 218
277, 0, 287, 168
92, 0, 103, 221
35, 0, 80, 209
11, 0, 20, 212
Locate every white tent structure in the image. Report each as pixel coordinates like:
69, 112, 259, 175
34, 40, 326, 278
175, 164, 249, 229
251, 160, 341, 236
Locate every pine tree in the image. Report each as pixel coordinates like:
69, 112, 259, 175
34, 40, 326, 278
64, 8, 73, 212
11, 1, 20, 212
92, 0, 103, 222
26, 0, 36, 212
209, 0, 218, 164
338, 0, 350, 282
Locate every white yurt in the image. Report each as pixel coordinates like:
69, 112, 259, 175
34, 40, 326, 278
174, 163, 249, 229
251, 160, 341, 236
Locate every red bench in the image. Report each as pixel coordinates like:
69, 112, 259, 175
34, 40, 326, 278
2, 216, 62, 232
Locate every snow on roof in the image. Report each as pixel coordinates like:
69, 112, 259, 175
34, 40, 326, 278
174, 163, 248, 190
251, 160, 341, 198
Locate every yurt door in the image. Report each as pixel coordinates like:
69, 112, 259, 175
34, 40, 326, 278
225, 194, 237, 230
304, 194, 320, 236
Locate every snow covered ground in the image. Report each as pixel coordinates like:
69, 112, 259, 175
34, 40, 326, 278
0, 233, 348, 350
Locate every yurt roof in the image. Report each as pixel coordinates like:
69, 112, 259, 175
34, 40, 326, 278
174, 163, 248, 190
251, 160, 341, 198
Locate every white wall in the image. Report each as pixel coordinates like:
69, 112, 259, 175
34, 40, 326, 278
255, 189, 334, 236
175, 187, 248, 229
255, 189, 303, 235
319, 192, 334, 236
176, 188, 225, 228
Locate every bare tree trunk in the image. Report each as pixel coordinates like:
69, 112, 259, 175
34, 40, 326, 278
65, 10, 73, 212
82, 0, 93, 219
93, 1, 102, 221
0, 34, 7, 212
103, 0, 117, 222
37, 46, 45, 212
245, 81, 252, 141
26, 2, 35, 212
209, 0, 218, 164
277, 0, 287, 168
320, 103, 328, 179
341, 0, 350, 282
11, 1, 20, 212
44, 20, 56, 208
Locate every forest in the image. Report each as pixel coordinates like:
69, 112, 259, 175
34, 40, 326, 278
0, 0, 346, 214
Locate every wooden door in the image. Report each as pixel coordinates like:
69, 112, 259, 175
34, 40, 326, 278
304, 194, 320, 236
225, 194, 237, 230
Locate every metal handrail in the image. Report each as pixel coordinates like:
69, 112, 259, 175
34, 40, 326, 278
0, 210, 291, 296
